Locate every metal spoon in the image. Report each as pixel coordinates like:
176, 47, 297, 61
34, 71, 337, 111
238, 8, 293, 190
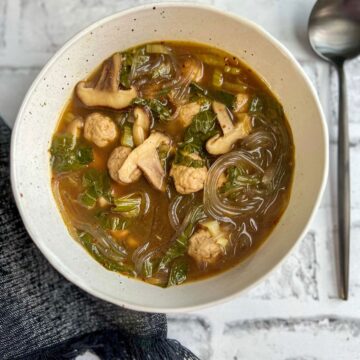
308, 0, 360, 300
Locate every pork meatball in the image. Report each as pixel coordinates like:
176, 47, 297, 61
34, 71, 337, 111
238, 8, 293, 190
107, 146, 141, 184
170, 154, 207, 194
188, 229, 224, 265
84, 112, 118, 147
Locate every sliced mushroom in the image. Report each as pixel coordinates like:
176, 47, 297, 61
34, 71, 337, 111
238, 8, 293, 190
206, 103, 252, 155
177, 102, 201, 127
118, 132, 171, 191
233, 93, 250, 113
107, 146, 141, 183
76, 53, 137, 109
66, 117, 84, 138
133, 107, 151, 146
137, 155, 166, 191
212, 101, 234, 135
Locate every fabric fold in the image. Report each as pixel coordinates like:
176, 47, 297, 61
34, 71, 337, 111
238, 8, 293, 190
0, 117, 197, 360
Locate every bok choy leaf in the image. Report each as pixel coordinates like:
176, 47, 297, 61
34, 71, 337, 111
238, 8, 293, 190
174, 109, 219, 165
78, 232, 134, 274
79, 168, 111, 208
167, 258, 188, 287
189, 82, 236, 109
96, 211, 130, 231
50, 134, 93, 172
112, 193, 142, 218
133, 97, 172, 122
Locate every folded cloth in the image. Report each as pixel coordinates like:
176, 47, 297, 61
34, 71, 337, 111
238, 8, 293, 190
0, 117, 197, 360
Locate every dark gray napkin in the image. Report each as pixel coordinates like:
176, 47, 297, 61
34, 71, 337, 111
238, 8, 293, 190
0, 117, 197, 360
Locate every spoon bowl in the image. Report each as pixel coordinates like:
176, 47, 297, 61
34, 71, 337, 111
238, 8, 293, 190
309, 0, 360, 62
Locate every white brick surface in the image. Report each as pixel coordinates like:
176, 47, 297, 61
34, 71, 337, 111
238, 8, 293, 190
221, 317, 360, 360
168, 316, 212, 359
1, 0, 360, 359
0, 0, 5, 49
248, 233, 319, 300
19, 0, 139, 52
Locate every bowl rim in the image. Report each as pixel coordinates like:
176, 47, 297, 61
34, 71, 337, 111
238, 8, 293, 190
10, 2, 329, 313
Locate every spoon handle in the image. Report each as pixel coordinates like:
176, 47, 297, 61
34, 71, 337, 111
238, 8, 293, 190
337, 62, 350, 300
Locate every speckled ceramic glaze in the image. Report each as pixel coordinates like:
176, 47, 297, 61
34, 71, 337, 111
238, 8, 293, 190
10, 3, 328, 313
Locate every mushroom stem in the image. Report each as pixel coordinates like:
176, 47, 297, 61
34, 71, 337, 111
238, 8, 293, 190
117, 132, 171, 191
133, 107, 151, 146
212, 101, 234, 135
206, 106, 252, 155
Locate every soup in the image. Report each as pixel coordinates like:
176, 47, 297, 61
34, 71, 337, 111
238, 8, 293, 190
50, 41, 294, 287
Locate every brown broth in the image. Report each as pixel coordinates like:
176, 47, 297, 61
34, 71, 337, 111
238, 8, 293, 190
51, 41, 294, 286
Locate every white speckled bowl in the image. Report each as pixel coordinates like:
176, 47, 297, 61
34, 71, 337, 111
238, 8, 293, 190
10, 3, 328, 313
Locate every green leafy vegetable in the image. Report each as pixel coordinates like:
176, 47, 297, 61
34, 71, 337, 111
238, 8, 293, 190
176, 109, 219, 161
219, 166, 261, 200
210, 90, 236, 109
174, 109, 219, 167
142, 258, 154, 278
173, 151, 205, 168
115, 112, 134, 148
151, 62, 172, 80
50, 134, 93, 172
79, 168, 111, 208
78, 188, 97, 208
78, 232, 133, 274
159, 205, 205, 269
96, 211, 129, 231
82, 168, 110, 195
120, 123, 134, 148
131, 47, 150, 71
249, 94, 284, 122
189, 82, 208, 100
167, 258, 188, 287
189, 82, 236, 109
133, 97, 172, 122
112, 193, 142, 218
184, 110, 218, 142
186, 88, 211, 111
120, 52, 133, 89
